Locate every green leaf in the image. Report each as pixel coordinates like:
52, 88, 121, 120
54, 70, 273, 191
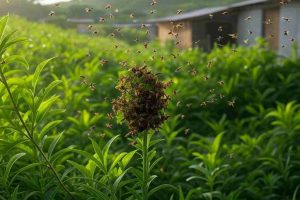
4, 153, 26, 185
48, 132, 63, 158
148, 184, 176, 198
148, 175, 158, 187
126, 186, 141, 200
178, 186, 185, 200
40, 80, 62, 100
67, 160, 92, 178
9, 163, 42, 186
7, 77, 25, 86
71, 149, 105, 172
51, 146, 75, 163
90, 138, 105, 167
103, 135, 119, 170
293, 185, 300, 200
0, 138, 28, 156
32, 58, 55, 93
0, 15, 8, 41
10, 185, 19, 200
3, 55, 29, 70
113, 168, 130, 191
23, 191, 40, 200
3, 37, 27, 50
39, 120, 62, 140
149, 138, 164, 148
211, 132, 224, 153
149, 157, 163, 171
37, 95, 59, 117
121, 150, 137, 169
80, 184, 109, 200
0, 31, 16, 56
109, 152, 126, 172
186, 176, 207, 182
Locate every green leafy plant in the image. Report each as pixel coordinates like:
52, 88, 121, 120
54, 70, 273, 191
0, 15, 74, 199
188, 133, 228, 196
66, 135, 136, 199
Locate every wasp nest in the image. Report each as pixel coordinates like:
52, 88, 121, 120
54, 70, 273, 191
112, 66, 170, 136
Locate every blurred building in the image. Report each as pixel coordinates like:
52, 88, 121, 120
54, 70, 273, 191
148, 0, 300, 56
112, 23, 157, 39
67, 18, 95, 33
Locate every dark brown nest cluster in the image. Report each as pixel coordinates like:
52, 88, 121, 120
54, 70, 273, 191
112, 66, 171, 136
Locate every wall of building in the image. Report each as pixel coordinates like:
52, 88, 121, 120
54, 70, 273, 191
158, 21, 193, 49
157, 22, 173, 43
279, 1, 300, 56
191, 15, 237, 51
237, 7, 264, 46
77, 24, 89, 33
148, 25, 158, 40
191, 20, 207, 50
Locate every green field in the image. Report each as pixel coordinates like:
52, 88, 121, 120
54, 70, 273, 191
0, 14, 300, 200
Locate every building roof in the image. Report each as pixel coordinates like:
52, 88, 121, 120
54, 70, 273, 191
148, 6, 228, 23
112, 23, 152, 28
67, 18, 95, 24
230, 0, 269, 8
148, 0, 269, 23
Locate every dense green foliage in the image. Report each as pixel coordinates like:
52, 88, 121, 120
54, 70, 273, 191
0, 0, 49, 21
1, 15, 300, 200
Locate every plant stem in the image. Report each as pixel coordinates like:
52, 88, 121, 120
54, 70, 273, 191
0, 68, 75, 200
142, 131, 148, 200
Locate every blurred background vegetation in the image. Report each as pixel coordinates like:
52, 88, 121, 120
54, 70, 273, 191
0, 0, 245, 22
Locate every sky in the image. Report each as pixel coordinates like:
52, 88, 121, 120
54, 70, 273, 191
38, 0, 71, 5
